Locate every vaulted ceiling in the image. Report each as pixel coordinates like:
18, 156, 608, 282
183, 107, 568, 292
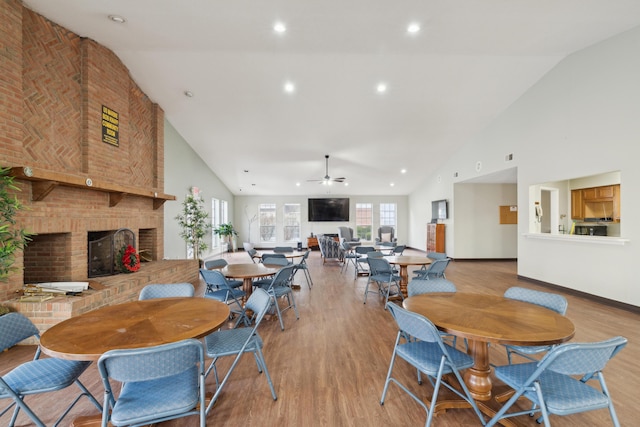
23, 1, 640, 195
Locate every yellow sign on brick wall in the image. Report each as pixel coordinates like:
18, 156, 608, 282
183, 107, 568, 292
101, 105, 120, 146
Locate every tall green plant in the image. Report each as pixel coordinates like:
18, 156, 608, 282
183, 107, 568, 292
0, 167, 32, 280
175, 188, 211, 260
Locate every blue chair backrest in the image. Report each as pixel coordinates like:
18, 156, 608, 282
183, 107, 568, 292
265, 265, 296, 290
392, 245, 406, 255
367, 257, 393, 275
426, 258, 450, 276
199, 269, 232, 290
139, 283, 195, 300
0, 312, 40, 351
504, 286, 568, 315
408, 278, 456, 296
263, 256, 289, 267
538, 336, 627, 376
98, 338, 204, 383
204, 259, 228, 269
427, 252, 447, 260
274, 246, 294, 253
245, 288, 272, 324
356, 246, 376, 255
386, 303, 442, 344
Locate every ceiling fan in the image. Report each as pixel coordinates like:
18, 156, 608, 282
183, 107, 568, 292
307, 155, 346, 184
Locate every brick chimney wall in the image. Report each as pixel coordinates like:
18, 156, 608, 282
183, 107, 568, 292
0, 2, 176, 302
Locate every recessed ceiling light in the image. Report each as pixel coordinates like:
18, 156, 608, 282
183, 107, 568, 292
296, 182, 301, 187
108, 15, 126, 24
184, 90, 194, 98
376, 83, 388, 93
344, 182, 349, 186
401, 168, 407, 174
284, 81, 295, 93
407, 23, 420, 34
390, 182, 395, 187
274, 22, 287, 34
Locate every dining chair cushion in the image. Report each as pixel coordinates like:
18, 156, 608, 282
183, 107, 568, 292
2, 358, 92, 394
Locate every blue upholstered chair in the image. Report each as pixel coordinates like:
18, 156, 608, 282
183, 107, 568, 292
97, 338, 206, 427
0, 313, 102, 427
247, 248, 259, 263
203, 258, 243, 288
375, 226, 397, 246
355, 246, 376, 277
486, 336, 627, 427
138, 282, 194, 300
412, 258, 450, 280
337, 226, 361, 246
256, 264, 299, 331
293, 250, 314, 288
340, 240, 361, 274
204, 288, 277, 413
199, 269, 247, 326
426, 251, 447, 260
407, 278, 464, 350
384, 244, 406, 256
503, 286, 568, 364
381, 303, 486, 427
364, 257, 402, 308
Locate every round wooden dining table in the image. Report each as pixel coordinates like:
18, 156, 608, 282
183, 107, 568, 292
384, 255, 432, 297
39, 297, 230, 361
403, 292, 575, 424
221, 262, 281, 296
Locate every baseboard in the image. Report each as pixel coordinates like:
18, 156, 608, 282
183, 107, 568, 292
517, 275, 639, 314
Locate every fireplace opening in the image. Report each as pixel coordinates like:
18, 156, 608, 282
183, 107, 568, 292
88, 228, 136, 278
23, 232, 72, 284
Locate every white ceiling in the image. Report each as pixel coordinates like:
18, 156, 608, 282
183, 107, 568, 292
23, 1, 640, 196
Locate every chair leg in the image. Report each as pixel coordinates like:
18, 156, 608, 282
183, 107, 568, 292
255, 347, 278, 401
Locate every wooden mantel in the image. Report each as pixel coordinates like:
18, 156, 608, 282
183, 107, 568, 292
10, 167, 175, 209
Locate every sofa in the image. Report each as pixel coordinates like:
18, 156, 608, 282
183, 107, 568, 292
317, 234, 344, 264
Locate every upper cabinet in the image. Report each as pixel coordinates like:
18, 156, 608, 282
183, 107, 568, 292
571, 184, 620, 222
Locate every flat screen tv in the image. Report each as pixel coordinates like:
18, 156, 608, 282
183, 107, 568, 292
308, 198, 350, 222
431, 199, 448, 221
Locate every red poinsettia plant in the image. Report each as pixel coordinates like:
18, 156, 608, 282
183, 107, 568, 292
117, 244, 140, 273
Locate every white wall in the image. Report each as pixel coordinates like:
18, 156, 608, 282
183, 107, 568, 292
163, 121, 235, 260
234, 195, 408, 248
453, 184, 518, 258
408, 26, 640, 307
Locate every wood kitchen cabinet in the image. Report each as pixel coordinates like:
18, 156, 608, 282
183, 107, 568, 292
571, 184, 620, 222
571, 190, 583, 220
427, 223, 445, 253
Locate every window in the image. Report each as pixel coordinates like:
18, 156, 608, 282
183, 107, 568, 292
355, 203, 372, 240
211, 198, 228, 248
283, 204, 301, 242
380, 203, 397, 230
259, 203, 276, 242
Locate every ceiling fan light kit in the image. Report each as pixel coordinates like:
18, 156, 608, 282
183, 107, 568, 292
307, 155, 346, 184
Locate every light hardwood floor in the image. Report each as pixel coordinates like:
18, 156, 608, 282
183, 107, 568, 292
2, 248, 638, 426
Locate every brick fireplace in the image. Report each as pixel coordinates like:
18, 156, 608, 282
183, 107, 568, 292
0, 2, 197, 333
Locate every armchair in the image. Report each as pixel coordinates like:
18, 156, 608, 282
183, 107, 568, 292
317, 234, 345, 264
375, 226, 397, 246
337, 227, 361, 246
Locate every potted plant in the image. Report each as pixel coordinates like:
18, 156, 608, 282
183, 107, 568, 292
175, 187, 211, 262
213, 223, 238, 252
1, 167, 32, 281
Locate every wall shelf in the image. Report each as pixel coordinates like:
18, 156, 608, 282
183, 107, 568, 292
10, 167, 175, 209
